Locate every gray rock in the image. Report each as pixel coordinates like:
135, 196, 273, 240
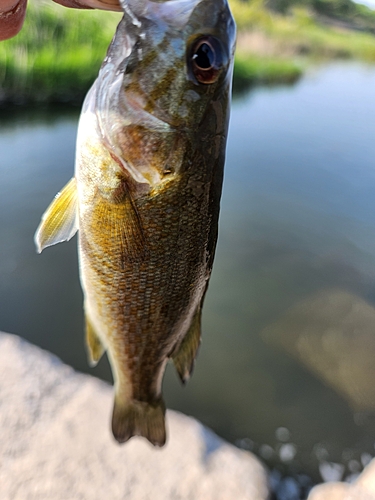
357, 459, 375, 495
0, 332, 269, 500
307, 459, 375, 500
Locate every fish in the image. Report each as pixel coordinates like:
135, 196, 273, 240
34, 0, 236, 447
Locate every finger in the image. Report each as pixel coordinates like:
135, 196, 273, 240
53, 0, 122, 11
84, 0, 121, 10
0, 0, 27, 41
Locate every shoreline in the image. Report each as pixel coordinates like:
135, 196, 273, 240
1, 1, 375, 105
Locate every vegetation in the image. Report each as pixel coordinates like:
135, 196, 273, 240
233, 52, 303, 92
0, 0, 375, 103
266, 0, 375, 32
231, 0, 375, 89
0, 1, 119, 104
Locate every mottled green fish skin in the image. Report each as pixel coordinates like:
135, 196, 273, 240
77, 0, 235, 446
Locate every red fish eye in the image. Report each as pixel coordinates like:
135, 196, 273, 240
190, 36, 223, 85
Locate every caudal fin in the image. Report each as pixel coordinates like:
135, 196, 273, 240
112, 397, 166, 447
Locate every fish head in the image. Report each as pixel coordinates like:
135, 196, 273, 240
118, 0, 236, 125
87, 0, 236, 187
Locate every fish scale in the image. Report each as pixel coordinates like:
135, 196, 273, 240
35, 0, 236, 446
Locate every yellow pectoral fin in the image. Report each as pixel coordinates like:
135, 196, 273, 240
91, 189, 147, 264
34, 177, 78, 253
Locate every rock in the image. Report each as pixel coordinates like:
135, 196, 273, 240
357, 459, 375, 495
307, 482, 350, 500
0, 332, 269, 500
307, 459, 375, 500
307, 482, 375, 500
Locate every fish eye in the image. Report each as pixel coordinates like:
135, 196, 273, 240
189, 36, 223, 85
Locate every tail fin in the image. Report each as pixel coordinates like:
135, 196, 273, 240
112, 397, 166, 447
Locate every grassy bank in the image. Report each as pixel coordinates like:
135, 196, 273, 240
0, 0, 375, 103
231, 0, 375, 89
233, 52, 303, 92
0, 1, 119, 104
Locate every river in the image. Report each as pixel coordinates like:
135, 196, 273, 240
1, 63, 375, 498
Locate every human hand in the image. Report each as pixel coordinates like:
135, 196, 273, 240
0, 0, 121, 41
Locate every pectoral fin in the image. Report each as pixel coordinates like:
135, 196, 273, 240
85, 313, 105, 367
91, 185, 147, 264
34, 177, 78, 253
172, 307, 202, 384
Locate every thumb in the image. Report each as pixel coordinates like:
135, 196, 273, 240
0, 0, 27, 41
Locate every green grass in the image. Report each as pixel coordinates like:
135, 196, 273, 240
231, 0, 375, 89
0, 0, 120, 103
233, 53, 303, 92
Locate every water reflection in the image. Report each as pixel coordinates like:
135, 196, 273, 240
1, 63, 375, 492
0, 104, 79, 130
263, 289, 375, 412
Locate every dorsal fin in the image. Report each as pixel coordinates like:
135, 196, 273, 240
34, 177, 78, 253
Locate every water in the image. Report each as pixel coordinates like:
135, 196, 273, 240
1, 63, 375, 496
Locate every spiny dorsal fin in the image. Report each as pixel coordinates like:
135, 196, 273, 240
85, 312, 105, 367
172, 307, 202, 385
112, 397, 166, 447
34, 177, 78, 253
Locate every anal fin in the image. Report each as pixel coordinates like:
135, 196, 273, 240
34, 177, 78, 253
112, 397, 166, 447
172, 307, 202, 385
85, 313, 105, 367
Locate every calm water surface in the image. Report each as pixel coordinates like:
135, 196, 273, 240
1, 63, 375, 497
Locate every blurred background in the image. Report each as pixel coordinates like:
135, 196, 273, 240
1, 1, 375, 498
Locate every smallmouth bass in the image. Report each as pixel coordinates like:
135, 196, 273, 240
35, 0, 236, 447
